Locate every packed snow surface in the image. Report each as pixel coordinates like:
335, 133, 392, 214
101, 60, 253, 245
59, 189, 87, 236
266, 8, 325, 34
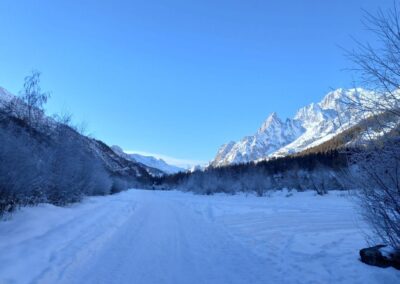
0, 189, 399, 284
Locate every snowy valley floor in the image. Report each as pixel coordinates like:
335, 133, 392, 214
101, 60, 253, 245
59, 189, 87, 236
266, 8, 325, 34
0, 189, 399, 284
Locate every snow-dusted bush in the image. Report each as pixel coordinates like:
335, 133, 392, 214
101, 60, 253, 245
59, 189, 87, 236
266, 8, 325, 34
45, 125, 112, 205
0, 118, 113, 214
351, 140, 400, 249
110, 178, 129, 194
0, 126, 46, 213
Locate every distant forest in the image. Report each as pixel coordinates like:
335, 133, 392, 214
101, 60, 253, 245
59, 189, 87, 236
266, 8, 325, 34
155, 148, 350, 196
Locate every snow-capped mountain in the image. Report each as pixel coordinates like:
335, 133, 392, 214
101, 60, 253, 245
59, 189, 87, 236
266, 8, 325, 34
111, 146, 185, 175
211, 112, 304, 167
211, 88, 380, 167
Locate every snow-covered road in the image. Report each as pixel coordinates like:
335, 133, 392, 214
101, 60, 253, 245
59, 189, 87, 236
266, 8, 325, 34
0, 189, 399, 284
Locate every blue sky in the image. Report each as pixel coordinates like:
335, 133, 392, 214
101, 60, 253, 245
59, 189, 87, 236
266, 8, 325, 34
0, 0, 393, 165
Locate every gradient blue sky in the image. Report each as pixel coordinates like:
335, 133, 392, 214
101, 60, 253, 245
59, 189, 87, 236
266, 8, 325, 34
0, 0, 393, 165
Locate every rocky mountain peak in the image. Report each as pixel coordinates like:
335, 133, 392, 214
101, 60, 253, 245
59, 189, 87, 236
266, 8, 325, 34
211, 88, 380, 167
258, 112, 283, 133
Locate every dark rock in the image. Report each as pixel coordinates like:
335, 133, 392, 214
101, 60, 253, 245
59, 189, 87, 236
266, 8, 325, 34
359, 245, 391, 268
389, 249, 400, 270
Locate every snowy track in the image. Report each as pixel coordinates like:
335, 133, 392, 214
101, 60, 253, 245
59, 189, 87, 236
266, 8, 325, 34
0, 189, 399, 284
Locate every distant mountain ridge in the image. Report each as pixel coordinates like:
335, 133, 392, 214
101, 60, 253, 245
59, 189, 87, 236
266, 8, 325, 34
211, 88, 382, 167
111, 146, 185, 175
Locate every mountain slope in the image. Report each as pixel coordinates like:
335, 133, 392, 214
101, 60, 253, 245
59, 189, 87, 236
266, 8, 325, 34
211, 88, 381, 167
297, 110, 400, 156
0, 87, 156, 183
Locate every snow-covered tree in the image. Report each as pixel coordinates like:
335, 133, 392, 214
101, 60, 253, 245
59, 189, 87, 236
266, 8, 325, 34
345, 3, 400, 249
18, 71, 50, 127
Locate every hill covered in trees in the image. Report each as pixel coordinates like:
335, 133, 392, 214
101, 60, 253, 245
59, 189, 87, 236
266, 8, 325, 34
0, 75, 155, 215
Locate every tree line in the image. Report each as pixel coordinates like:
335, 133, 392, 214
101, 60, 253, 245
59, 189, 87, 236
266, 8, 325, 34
155, 149, 349, 196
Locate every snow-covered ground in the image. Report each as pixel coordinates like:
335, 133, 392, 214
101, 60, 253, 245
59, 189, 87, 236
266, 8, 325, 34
0, 189, 399, 284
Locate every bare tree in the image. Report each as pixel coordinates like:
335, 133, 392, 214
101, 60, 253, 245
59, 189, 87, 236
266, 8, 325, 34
19, 70, 50, 127
345, 3, 400, 249
346, 4, 400, 112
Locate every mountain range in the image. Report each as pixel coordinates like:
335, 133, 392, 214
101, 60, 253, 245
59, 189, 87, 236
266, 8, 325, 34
3, 85, 397, 174
211, 88, 383, 167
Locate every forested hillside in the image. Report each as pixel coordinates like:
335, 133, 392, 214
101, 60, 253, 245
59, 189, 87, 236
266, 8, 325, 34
0, 74, 155, 215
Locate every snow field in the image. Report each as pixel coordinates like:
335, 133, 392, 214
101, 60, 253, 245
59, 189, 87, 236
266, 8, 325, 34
0, 189, 399, 284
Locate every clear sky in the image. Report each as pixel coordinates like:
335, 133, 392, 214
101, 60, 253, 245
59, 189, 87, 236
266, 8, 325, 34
0, 0, 393, 165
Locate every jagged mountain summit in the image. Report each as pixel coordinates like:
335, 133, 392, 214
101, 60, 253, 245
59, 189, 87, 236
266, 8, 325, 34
211, 112, 303, 167
211, 88, 380, 167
